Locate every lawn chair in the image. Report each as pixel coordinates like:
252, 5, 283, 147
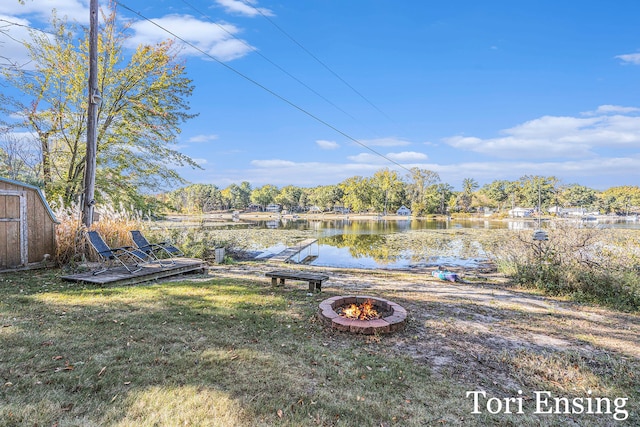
130, 230, 184, 265
86, 231, 152, 275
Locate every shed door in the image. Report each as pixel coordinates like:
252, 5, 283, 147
0, 190, 27, 269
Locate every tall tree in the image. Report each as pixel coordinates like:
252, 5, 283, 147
459, 177, 479, 212
406, 167, 440, 216
0, 3, 199, 210
250, 185, 280, 210
275, 185, 302, 211
339, 176, 371, 213
559, 184, 597, 209
518, 175, 558, 208
480, 180, 510, 211
599, 186, 640, 214
370, 168, 405, 214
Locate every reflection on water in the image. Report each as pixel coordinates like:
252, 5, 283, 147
255, 218, 513, 231
249, 219, 505, 269
229, 217, 639, 270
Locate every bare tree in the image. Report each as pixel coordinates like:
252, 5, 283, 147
0, 131, 40, 181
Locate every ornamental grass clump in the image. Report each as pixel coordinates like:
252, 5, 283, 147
492, 221, 640, 311
52, 199, 143, 267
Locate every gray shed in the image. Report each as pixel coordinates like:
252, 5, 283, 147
0, 177, 58, 270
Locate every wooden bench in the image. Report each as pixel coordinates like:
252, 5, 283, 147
265, 270, 329, 293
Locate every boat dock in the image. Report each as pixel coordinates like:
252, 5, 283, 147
268, 238, 319, 264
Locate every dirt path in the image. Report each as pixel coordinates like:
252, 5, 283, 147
205, 263, 639, 400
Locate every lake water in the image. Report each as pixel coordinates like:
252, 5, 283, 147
243, 217, 640, 269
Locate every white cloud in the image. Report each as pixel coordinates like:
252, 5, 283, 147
347, 151, 428, 164
347, 153, 387, 164
184, 151, 640, 189
615, 53, 640, 65
215, 0, 274, 17
250, 159, 296, 168
583, 105, 640, 116
316, 139, 339, 150
387, 151, 428, 162
358, 137, 412, 147
444, 109, 640, 159
188, 134, 219, 143
218, 159, 387, 187
193, 158, 208, 165
0, 0, 88, 23
433, 156, 640, 190
127, 15, 254, 62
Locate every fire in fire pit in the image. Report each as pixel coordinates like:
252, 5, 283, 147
340, 298, 379, 320
318, 295, 407, 334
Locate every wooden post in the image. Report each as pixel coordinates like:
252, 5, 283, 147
82, 0, 99, 228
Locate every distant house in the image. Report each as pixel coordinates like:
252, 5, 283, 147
308, 205, 322, 214
396, 205, 411, 216
508, 207, 534, 218
266, 203, 281, 213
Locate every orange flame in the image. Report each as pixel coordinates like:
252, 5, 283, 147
341, 299, 379, 320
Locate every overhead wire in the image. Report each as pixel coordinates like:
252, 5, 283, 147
114, 1, 413, 174
178, 0, 362, 125
240, 0, 396, 123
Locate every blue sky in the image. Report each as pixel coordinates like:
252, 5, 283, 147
2, 0, 640, 190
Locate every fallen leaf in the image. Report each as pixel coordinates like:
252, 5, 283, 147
98, 366, 106, 377
277, 409, 283, 418
52, 355, 63, 360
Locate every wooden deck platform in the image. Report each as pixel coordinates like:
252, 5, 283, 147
60, 258, 207, 286
268, 238, 318, 263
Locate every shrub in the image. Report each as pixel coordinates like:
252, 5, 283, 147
491, 221, 640, 311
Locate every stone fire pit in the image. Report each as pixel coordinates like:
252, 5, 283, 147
318, 295, 407, 334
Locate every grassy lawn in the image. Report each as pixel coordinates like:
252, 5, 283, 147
0, 267, 637, 426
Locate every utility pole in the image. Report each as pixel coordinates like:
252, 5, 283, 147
82, 0, 99, 227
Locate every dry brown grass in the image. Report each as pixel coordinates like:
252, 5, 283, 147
52, 202, 143, 266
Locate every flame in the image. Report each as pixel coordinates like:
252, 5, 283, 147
341, 299, 379, 320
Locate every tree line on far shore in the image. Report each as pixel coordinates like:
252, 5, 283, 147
161, 168, 640, 217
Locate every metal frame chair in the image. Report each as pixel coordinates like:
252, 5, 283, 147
86, 231, 152, 275
130, 230, 184, 265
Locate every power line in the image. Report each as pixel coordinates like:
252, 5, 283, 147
115, 1, 412, 174
178, 0, 362, 125
241, 0, 395, 123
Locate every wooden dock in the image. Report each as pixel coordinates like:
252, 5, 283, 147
268, 238, 318, 264
60, 258, 207, 286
